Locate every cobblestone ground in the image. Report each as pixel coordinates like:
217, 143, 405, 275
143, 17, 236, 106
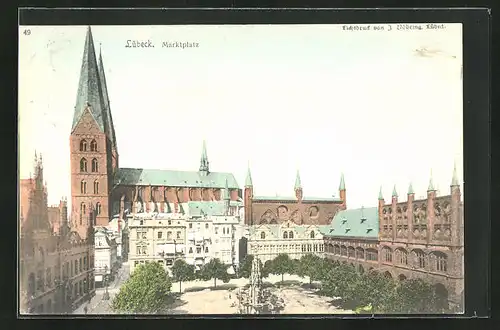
73, 262, 130, 315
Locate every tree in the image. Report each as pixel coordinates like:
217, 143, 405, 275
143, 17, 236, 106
392, 278, 441, 313
197, 258, 229, 288
269, 253, 292, 283
298, 254, 323, 284
345, 271, 397, 312
171, 259, 195, 293
111, 262, 172, 314
239, 255, 254, 279
321, 262, 358, 298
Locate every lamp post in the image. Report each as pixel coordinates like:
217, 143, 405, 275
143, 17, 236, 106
103, 265, 109, 300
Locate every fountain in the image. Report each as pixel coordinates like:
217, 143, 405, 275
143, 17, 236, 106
237, 257, 285, 314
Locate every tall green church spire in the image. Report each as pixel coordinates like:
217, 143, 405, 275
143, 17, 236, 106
223, 178, 230, 200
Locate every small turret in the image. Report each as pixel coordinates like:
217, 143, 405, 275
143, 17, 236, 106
199, 140, 210, 175
427, 169, 436, 192
294, 170, 303, 201
451, 161, 460, 187
245, 163, 253, 188
339, 173, 346, 209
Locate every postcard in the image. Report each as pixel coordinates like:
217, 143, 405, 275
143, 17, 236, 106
18, 23, 463, 315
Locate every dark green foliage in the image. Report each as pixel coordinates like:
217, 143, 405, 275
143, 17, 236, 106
171, 259, 196, 293
197, 258, 229, 288
298, 254, 323, 284
267, 253, 293, 283
111, 262, 172, 314
391, 278, 443, 314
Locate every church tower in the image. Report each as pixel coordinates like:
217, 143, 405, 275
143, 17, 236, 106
69, 26, 117, 238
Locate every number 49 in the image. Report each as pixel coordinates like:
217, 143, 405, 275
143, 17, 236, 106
23, 29, 31, 36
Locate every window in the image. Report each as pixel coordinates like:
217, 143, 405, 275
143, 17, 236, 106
176, 231, 181, 239
205, 246, 209, 253
196, 247, 201, 254
81, 180, 87, 194
348, 246, 355, 258
79, 259, 83, 274
167, 231, 172, 240
356, 248, 365, 259
139, 220, 144, 226
205, 223, 209, 229
91, 158, 98, 172
307, 244, 312, 252
313, 244, 318, 252
189, 247, 193, 254
189, 223, 192, 229
310, 231, 315, 239
96, 202, 102, 215
80, 203, 86, 225
94, 180, 99, 194
158, 231, 163, 239
74, 260, 78, 274
383, 247, 393, 263
434, 252, 447, 272
414, 250, 426, 268
80, 140, 87, 152
283, 231, 288, 239
341, 246, 347, 256
90, 139, 98, 152
136, 245, 147, 255
215, 226, 218, 235
319, 244, 324, 252
80, 158, 87, 172
366, 248, 378, 261
134, 261, 139, 267
84, 257, 88, 270
289, 231, 294, 239
260, 232, 266, 239
301, 244, 306, 252
168, 220, 172, 225
223, 227, 226, 235
396, 249, 408, 265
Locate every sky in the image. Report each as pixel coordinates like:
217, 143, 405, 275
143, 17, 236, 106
18, 24, 463, 210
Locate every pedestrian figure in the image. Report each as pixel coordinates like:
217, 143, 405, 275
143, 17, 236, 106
84, 305, 88, 314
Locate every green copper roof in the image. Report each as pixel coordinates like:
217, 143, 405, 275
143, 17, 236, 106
408, 182, 415, 195
249, 224, 332, 238
451, 162, 460, 186
302, 196, 342, 202
97, 47, 117, 150
324, 207, 379, 239
114, 167, 239, 189
72, 26, 108, 135
392, 185, 398, 197
187, 201, 226, 217
378, 186, 384, 200
294, 170, 302, 190
245, 165, 253, 187
428, 170, 436, 191
199, 140, 209, 173
339, 173, 345, 190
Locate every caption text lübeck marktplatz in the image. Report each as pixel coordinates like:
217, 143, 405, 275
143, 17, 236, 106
125, 39, 200, 49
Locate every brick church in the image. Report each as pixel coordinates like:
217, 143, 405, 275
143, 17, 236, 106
70, 26, 241, 240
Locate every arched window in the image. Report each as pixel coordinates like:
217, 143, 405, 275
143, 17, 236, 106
356, 247, 365, 259
395, 248, 408, 265
348, 246, 356, 258
94, 180, 99, 194
289, 231, 294, 239
80, 203, 86, 225
334, 245, 341, 255
80, 158, 87, 172
382, 246, 393, 263
80, 180, 87, 194
96, 202, 102, 215
260, 232, 266, 239
413, 249, 426, 269
80, 139, 87, 152
283, 231, 288, 239
341, 245, 347, 256
310, 231, 315, 239
91, 158, 98, 172
433, 252, 448, 272
90, 139, 98, 152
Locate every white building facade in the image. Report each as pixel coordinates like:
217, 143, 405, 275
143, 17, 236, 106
127, 198, 246, 275
247, 219, 329, 263
94, 227, 118, 284
106, 217, 128, 261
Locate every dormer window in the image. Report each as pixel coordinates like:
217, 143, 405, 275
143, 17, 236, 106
360, 217, 367, 223
341, 217, 347, 224
79, 139, 87, 152
345, 228, 351, 233
366, 228, 373, 233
